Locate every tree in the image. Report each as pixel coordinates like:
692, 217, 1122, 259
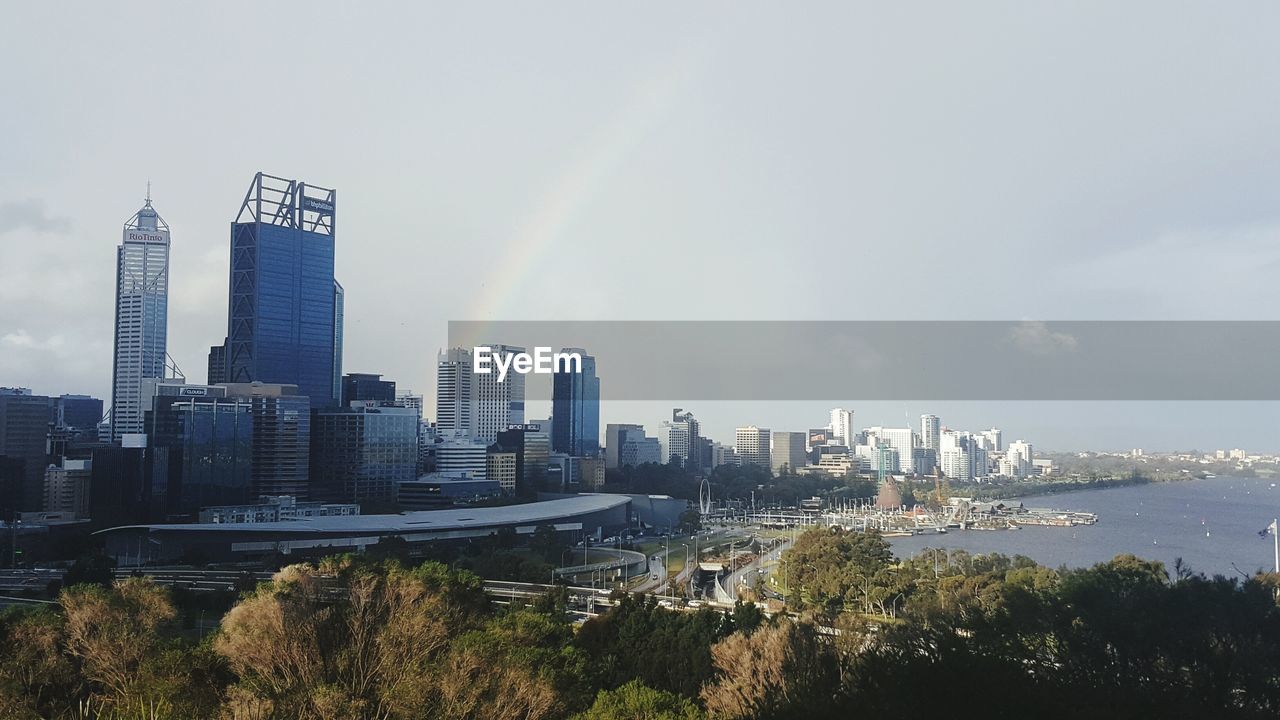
700, 621, 841, 719
575, 680, 704, 720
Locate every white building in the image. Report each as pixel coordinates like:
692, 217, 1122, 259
111, 193, 170, 440
1007, 440, 1034, 477
658, 409, 700, 469
734, 426, 771, 468
829, 408, 855, 448
435, 345, 525, 443
436, 438, 489, 480
866, 427, 916, 474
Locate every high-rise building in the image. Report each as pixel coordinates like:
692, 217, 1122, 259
866, 426, 916, 474
1007, 440, 1033, 477
770, 431, 807, 475
395, 391, 423, 418
436, 437, 490, 479
435, 348, 472, 434
486, 450, 518, 493
981, 428, 1004, 452
341, 373, 396, 407
332, 280, 344, 404
224, 173, 340, 407
207, 342, 227, 384
111, 192, 170, 440
735, 426, 771, 468
220, 382, 312, 498
473, 344, 525, 443
310, 405, 418, 504
829, 408, 855, 448
146, 385, 254, 518
551, 348, 600, 456
940, 431, 974, 482
494, 425, 551, 497
0, 389, 51, 514
921, 414, 941, 451
605, 423, 641, 469
435, 346, 526, 443
43, 459, 92, 518
88, 444, 153, 528
658, 409, 701, 471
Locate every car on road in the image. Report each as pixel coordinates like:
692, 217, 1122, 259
651, 573, 659, 580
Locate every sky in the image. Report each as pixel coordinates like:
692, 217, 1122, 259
3, 2, 1280, 451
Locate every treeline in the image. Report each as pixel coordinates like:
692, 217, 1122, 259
602, 462, 875, 506
4, 535, 1280, 718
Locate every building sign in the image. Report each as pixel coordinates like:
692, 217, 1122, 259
302, 197, 335, 215
179, 387, 210, 397
124, 230, 169, 244
506, 423, 542, 432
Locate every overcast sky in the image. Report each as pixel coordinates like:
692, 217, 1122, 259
3, 2, 1280, 451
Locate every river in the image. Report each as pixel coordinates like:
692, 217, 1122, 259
887, 475, 1280, 578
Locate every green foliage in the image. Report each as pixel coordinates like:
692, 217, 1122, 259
575, 680, 704, 720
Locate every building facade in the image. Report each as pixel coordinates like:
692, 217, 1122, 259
224, 172, 341, 407
551, 349, 600, 456
0, 389, 52, 514
735, 426, 771, 468
770, 431, 807, 475
310, 405, 418, 504
111, 194, 170, 440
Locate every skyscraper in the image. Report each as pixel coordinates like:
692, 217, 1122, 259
658, 409, 701, 471
921, 414, 941, 451
829, 408, 854, 448
770, 431, 806, 475
310, 405, 418, 504
735, 426, 771, 468
111, 191, 170, 440
551, 348, 600, 456
0, 388, 51, 513
224, 172, 340, 407
435, 348, 472, 435
435, 345, 526, 443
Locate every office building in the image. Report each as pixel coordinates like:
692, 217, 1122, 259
866, 426, 916, 474
829, 408, 855, 448
220, 382, 312, 498
398, 477, 502, 510
332, 280, 344, 403
435, 346, 526, 443
207, 342, 227, 384
494, 425, 551, 497
735, 426, 771, 468
486, 449, 518, 493
395, 391, 423, 418
551, 348, 600, 456
341, 373, 396, 407
770, 431, 807, 475
224, 172, 341, 407
605, 423, 641, 469
473, 344, 526, 442
43, 459, 92, 518
147, 384, 253, 519
111, 192, 170, 440
0, 389, 51, 514
436, 437, 490, 480
435, 348, 472, 434
940, 431, 974, 482
981, 428, 1004, 452
921, 414, 941, 451
1007, 440, 1034, 477
658, 409, 701, 471
311, 405, 418, 504
88, 445, 152, 527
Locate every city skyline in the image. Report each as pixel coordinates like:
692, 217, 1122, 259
7, 4, 1280, 450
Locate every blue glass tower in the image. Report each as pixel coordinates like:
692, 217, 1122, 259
225, 173, 341, 407
551, 349, 600, 456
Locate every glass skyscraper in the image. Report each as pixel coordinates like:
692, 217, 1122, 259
551, 349, 600, 456
148, 391, 253, 519
225, 172, 341, 407
111, 193, 170, 440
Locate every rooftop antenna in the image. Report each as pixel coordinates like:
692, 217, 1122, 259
145, 180, 152, 204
